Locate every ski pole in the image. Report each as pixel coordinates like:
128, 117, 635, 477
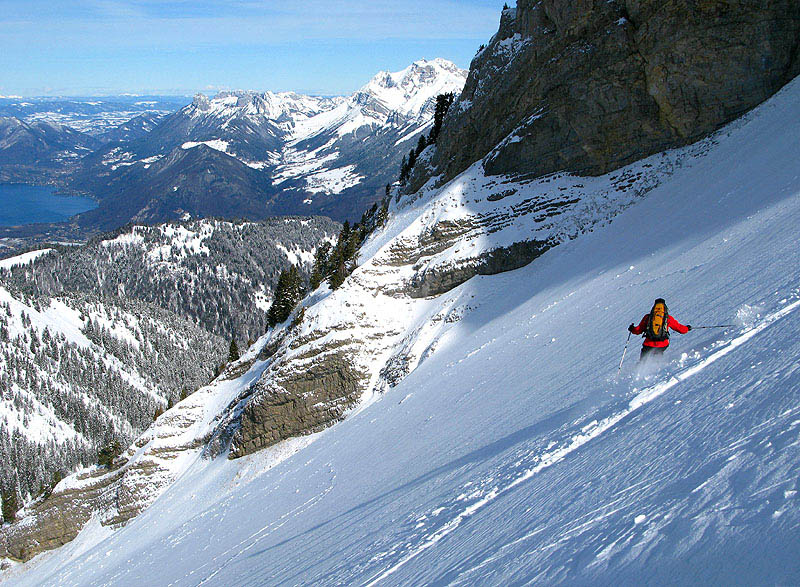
616, 331, 632, 379
692, 325, 736, 329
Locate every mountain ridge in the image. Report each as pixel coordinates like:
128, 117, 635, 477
69, 59, 468, 227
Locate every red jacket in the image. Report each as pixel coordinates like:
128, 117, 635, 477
630, 314, 689, 347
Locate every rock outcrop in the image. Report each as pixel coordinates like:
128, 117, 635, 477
423, 0, 800, 188
230, 348, 366, 457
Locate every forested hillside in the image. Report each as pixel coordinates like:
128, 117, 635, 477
0, 216, 338, 515
3, 216, 339, 342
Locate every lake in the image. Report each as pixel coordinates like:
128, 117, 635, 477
0, 183, 97, 225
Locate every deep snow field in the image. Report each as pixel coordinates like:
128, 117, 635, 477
5, 78, 800, 585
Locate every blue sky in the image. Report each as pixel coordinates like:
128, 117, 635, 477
1, 0, 510, 97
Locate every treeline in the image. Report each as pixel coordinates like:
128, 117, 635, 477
266, 200, 390, 328
397, 92, 455, 185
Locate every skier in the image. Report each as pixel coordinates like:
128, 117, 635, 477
628, 298, 691, 363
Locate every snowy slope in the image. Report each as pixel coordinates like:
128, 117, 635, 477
5, 77, 800, 585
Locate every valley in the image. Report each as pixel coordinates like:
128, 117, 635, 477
0, 59, 467, 255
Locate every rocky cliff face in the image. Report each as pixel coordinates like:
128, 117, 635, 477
423, 0, 800, 188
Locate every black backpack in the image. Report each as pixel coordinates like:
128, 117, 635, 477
645, 299, 670, 341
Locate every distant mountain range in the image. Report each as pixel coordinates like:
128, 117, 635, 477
0, 60, 467, 231
0, 118, 99, 181
0, 95, 187, 135
72, 58, 467, 226
0, 96, 181, 185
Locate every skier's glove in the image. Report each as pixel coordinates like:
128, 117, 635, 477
628, 323, 635, 333
686, 325, 692, 331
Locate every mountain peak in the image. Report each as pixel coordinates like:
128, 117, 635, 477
360, 58, 467, 119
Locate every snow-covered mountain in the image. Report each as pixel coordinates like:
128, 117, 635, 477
3, 68, 799, 584
68, 59, 468, 227
97, 112, 165, 144
136, 90, 344, 164
274, 58, 468, 218
0, 117, 99, 182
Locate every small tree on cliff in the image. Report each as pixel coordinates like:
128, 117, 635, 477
1, 483, 20, 524
267, 265, 304, 327
97, 439, 122, 469
428, 92, 455, 144
416, 134, 428, 157
228, 338, 240, 363
309, 241, 332, 291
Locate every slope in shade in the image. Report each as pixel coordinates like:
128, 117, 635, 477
5, 78, 800, 585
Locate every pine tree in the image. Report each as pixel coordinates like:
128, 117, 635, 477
377, 200, 389, 227
267, 265, 304, 327
1, 486, 20, 524
325, 245, 344, 289
429, 92, 455, 144
97, 439, 122, 468
344, 228, 360, 262
407, 148, 417, 172
309, 242, 332, 290
228, 339, 240, 363
328, 257, 350, 290
290, 306, 306, 329
416, 134, 428, 157
399, 155, 409, 183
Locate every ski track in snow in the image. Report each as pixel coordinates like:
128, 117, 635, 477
364, 297, 800, 586
192, 466, 337, 586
